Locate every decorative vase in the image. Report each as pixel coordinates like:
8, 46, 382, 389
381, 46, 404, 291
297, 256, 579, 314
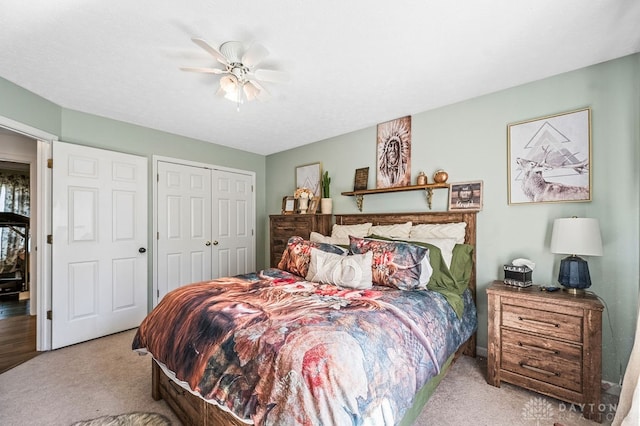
433, 169, 449, 183
298, 196, 309, 214
416, 172, 427, 185
320, 198, 333, 214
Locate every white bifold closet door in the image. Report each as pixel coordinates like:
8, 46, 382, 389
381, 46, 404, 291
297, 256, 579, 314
156, 161, 254, 303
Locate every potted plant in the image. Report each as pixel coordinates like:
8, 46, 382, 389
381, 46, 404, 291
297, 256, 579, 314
320, 171, 332, 214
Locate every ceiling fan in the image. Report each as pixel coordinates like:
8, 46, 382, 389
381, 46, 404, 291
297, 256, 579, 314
181, 38, 288, 108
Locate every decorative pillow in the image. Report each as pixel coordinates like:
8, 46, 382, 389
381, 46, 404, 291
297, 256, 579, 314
409, 222, 467, 244
349, 236, 431, 290
277, 236, 347, 278
330, 223, 373, 245
306, 249, 373, 289
368, 222, 412, 239
408, 237, 457, 268
309, 231, 341, 245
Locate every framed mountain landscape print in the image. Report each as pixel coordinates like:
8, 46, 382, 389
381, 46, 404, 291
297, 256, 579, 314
507, 108, 592, 205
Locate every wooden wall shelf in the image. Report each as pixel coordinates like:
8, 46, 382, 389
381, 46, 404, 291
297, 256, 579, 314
341, 183, 449, 211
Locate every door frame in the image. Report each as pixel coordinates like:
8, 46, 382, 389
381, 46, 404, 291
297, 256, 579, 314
0, 115, 56, 351
152, 155, 256, 307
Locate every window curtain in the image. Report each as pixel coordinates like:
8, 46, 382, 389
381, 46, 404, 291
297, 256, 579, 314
0, 172, 30, 274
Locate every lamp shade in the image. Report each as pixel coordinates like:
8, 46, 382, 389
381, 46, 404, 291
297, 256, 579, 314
550, 217, 603, 257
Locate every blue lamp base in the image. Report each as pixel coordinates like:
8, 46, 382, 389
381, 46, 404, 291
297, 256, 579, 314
558, 255, 591, 294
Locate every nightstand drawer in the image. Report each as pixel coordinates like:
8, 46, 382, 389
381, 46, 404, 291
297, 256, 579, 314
502, 302, 583, 343
502, 330, 582, 392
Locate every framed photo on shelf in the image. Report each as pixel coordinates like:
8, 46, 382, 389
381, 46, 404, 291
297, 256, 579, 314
307, 196, 320, 214
507, 108, 591, 205
354, 167, 369, 191
282, 196, 297, 214
376, 115, 411, 188
295, 162, 322, 197
448, 181, 483, 211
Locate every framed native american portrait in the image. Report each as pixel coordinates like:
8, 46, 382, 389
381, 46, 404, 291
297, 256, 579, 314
376, 116, 411, 189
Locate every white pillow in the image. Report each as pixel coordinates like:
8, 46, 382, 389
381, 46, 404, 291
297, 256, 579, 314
408, 237, 457, 268
418, 253, 433, 288
409, 222, 466, 244
306, 249, 373, 289
368, 222, 412, 239
330, 223, 373, 245
310, 231, 344, 245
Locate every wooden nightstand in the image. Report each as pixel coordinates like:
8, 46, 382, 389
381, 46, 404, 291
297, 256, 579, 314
269, 214, 332, 267
487, 281, 604, 422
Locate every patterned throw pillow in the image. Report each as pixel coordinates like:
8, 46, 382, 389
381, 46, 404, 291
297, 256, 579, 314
306, 248, 373, 289
349, 236, 431, 290
277, 236, 347, 278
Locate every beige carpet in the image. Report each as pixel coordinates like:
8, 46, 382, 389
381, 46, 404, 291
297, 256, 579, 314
0, 329, 618, 425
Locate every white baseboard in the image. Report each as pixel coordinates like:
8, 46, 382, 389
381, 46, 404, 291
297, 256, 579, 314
476, 346, 487, 358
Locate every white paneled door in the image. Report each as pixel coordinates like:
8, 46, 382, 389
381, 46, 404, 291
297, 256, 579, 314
212, 169, 254, 278
51, 142, 148, 349
156, 161, 254, 303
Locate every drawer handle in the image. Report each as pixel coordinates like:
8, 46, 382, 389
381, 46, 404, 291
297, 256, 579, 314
517, 316, 560, 328
518, 342, 559, 355
519, 362, 559, 377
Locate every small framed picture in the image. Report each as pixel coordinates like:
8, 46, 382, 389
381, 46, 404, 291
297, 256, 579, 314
282, 196, 297, 214
448, 181, 483, 211
308, 196, 320, 214
295, 162, 322, 197
354, 167, 369, 191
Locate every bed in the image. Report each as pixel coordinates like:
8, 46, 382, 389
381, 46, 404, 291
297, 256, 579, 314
133, 211, 477, 426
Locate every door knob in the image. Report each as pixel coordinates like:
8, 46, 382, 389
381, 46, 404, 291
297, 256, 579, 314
138, 247, 146, 253
205, 241, 211, 246
213, 240, 219, 246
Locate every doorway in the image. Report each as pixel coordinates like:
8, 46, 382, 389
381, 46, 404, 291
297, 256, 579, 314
0, 129, 38, 372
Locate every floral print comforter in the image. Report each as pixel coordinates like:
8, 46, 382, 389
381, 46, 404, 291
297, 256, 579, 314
132, 268, 477, 425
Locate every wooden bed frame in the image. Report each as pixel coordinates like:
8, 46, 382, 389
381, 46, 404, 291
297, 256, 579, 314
151, 211, 478, 425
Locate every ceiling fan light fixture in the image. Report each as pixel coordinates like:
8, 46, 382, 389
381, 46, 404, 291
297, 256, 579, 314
220, 75, 238, 95
183, 38, 285, 109
243, 82, 260, 101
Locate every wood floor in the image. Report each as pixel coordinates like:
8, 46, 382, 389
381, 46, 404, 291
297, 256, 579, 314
0, 295, 38, 374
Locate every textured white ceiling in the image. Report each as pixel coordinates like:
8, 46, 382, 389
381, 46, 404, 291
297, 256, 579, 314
1, 1, 639, 155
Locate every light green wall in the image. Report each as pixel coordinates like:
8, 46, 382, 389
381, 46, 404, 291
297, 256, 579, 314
0, 78, 61, 135
0, 77, 268, 308
266, 53, 640, 383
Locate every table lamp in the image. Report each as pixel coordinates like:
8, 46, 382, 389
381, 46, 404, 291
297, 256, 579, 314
550, 217, 603, 294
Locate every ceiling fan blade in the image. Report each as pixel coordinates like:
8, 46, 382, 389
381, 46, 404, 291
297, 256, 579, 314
180, 66, 226, 74
242, 43, 269, 68
253, 68, 290, 83
191, 38, 228, 65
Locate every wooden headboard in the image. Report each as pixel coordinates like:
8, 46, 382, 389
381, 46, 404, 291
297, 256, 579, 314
335, 211, 478, 357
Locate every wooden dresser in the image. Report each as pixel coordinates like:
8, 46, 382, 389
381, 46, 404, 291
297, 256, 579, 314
487, 281, 604, 422
269, 214, 332, 267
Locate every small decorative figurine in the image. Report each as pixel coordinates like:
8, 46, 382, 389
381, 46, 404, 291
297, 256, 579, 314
416, 172, 427, 185
433, 169, 448, 183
